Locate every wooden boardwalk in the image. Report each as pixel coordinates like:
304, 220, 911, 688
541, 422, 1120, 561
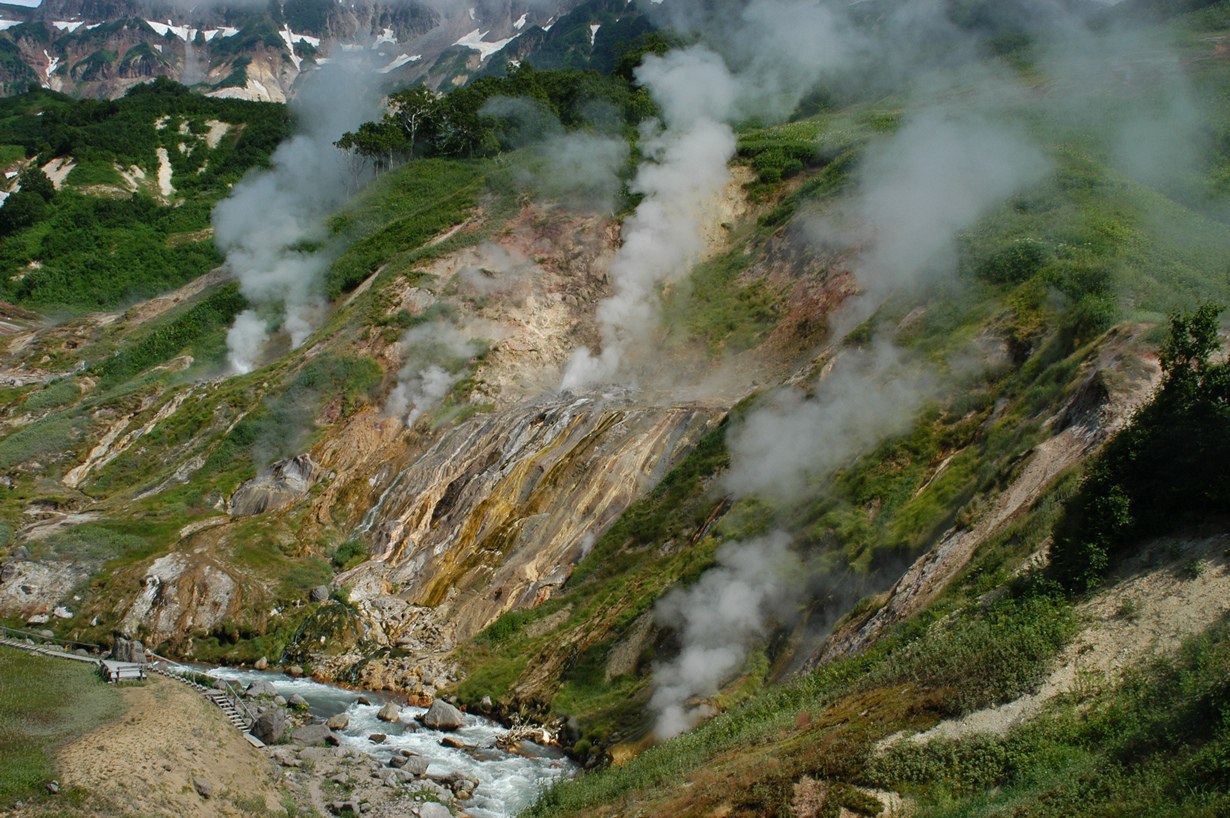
0, 630, 260, 745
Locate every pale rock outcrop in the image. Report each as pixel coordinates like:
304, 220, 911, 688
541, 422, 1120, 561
229, 455, 319, 517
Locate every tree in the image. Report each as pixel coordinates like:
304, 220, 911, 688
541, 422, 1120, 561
17, 165, 55, 202
0, 190, 46, 236
1049, 303, 1229, 592
386, 86, 439, 159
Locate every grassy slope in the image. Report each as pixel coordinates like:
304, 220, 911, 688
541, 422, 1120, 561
0, 153, 494, 663
0, 650, 125, 805
466, 10, 1230, 814
0, 83, 288, 313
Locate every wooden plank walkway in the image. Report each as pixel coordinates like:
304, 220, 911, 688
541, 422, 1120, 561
0, 633, 259, 743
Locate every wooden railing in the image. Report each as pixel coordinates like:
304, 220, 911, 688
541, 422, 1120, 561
1, 625, 102, 655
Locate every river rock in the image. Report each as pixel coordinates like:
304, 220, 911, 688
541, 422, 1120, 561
387, 755, 408, 769
357, 695, 372, 705
252, 709, 287, 744
368, 733, 386, 743
193, 777, 213, 799
420, 700, 464, 731
326, 713, 350, 731
292, 723, 335, 746
288, 693, 308, 709
376, 702, 400, 722
274, 695, 287, 707
254, 656, 268, 670
401, 756, 430, 776
245, 680, 278, 698
287, 665, 304, 677
418, 802, 452, 818
439, 736, 467, 749
310, 585, 330, 602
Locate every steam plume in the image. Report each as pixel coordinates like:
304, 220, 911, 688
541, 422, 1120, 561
650, 530, 801, 740
386, 321, 484, 426
214, 60, 380, 374
560, 47, 738, 390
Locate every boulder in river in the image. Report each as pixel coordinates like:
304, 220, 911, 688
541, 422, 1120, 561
287, 693, 309, 709
368, 733, 386, 743
376, 702, 400, 722
326, 713, 350, 731
254, 656, 268, 670
244, 680, 278, 698
419, 700, 465, 731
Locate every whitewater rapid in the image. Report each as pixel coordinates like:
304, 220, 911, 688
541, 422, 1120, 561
204, 666, 574, 818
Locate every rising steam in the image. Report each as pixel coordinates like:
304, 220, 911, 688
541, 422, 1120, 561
214, 60, 380, 374
560, 47, 738, 390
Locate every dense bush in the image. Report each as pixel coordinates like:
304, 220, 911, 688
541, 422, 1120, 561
1050, 303, 1230, 591
93, 283, 247, 382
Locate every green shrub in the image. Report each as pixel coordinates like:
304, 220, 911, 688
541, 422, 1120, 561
1050, 304, 1230, 592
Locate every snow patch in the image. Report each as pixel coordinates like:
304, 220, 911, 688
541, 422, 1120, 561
145, 20, 193, 41
514, 12, 528, 30
378, 53, 421, 74
376, 27, 396, 45
52, 21, 83, 33
0, 20, 20, 30
468, 7, 476, 20
453, 29, 518, 60
2, 0, 42, 7
589, 23, 600, 45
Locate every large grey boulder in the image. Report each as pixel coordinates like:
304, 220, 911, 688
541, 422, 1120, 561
252, 708, 287, 744
111, 636, 146, 664
401, 756, 430, 777
418, 802, 452, 818
326, 713, 350, 731
310, 585, 330, 603
376, 702, 400, 723
244, 680, 278, 698
287, 693, 309, 709
420, 700, 465, 731
292, 723, 335, 746
193, 777, 213, 799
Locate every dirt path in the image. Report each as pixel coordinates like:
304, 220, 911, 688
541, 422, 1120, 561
901, 534, 1230, 745
56, 676, 289, 816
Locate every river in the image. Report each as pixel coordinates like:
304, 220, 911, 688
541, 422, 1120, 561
199, 665, 574, 818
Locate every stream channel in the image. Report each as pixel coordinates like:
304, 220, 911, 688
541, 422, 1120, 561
197, 665, 575, 818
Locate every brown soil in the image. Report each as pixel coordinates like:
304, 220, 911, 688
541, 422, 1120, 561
54, 676, 288, 816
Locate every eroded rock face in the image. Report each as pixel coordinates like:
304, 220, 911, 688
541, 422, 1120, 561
230, 455, 319, 517
120, 551, 240, 644
0, 559, 90, 618
339, 394, 721, 646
